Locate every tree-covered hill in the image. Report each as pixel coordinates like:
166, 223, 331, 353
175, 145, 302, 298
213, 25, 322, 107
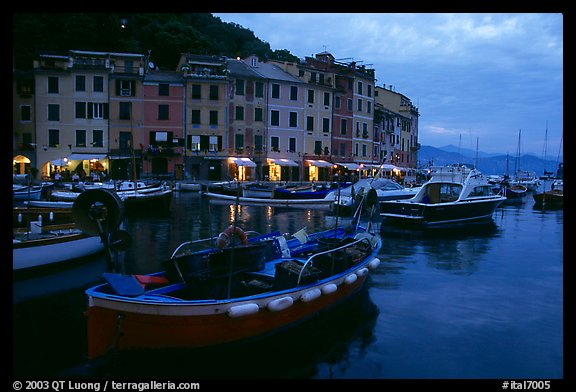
12, 13, 300, 70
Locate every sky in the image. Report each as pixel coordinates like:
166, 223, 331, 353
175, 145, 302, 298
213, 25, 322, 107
213, 13, 564, 158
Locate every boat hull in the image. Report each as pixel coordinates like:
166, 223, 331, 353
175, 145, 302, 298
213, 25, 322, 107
86, 266, 370, 359
380, 197, 505, 227
13, 234, 104, 271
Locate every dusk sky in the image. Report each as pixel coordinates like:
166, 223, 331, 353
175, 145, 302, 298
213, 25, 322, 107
214, 13, 564, 158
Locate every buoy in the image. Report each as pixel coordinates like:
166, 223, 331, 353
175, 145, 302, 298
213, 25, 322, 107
321, 283, 338, 295
300, 288, 321, 302
344, 274, 357, 285
267, 296, 294, 312
367, 258, 381, 270
227, 303, 259, 318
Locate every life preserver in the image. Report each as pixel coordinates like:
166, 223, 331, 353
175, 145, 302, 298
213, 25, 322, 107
216, 225, 249, 249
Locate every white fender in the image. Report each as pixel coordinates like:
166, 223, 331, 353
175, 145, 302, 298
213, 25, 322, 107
321, 283, 338, 295
300, 288, 322, 303
267, 296, 294, 312
356, 267, 369, 277
227, 303, 259, 318
344, 273, 358, 285
367, 258, 381, 270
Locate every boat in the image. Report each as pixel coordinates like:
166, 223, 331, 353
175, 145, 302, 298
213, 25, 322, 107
273, 184, 336, 200
121, 185, 173, 211
379, 164, 507, 227
533, 180, 563, 207
14, 205, 74, 229
242, 182, 277, 199
13, 228, 104, 273
204, 191, 334, 209
328, 177, 420, 215
84, 220, 382, 359
13, 184, 43, 201
174, 182, 202, 192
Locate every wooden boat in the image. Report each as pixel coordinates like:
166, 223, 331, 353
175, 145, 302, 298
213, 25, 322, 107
204, 191, 333, 209
273, 184, 336, 200
121, 186, 173, 211
380, 164, 506, 227
500, 183, 528, 204
533, 180, 563, 207
84, 224, 382, 359
13, 228, 104, 273
13, 185, 43, 201
13, 206, 74, 229
174, 182, 202, 192
242, 183, 277, 198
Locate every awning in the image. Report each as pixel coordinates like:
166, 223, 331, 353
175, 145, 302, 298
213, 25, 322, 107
336, 162, 360, 170
50, 158, 69, 166
267, 158, 299, 167
68, 153, 107, 161
306, 159, 333, 168
228, 157, 256, 167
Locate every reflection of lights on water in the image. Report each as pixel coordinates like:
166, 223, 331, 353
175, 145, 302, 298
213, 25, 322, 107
306, 210, 312, 223
266, 206, 273, 220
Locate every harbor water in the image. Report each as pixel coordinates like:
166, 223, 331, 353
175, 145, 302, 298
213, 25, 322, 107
12, 188, 564, 380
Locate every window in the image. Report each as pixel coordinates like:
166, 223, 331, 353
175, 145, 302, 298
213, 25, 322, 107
191, 110, 201, 125
289, 112, 297, 128
158, 104, 169, 120
340, 143, 346, 156
323, 92, 330, 106
319, 74, 324, 85
335, 96, 340, 109
255, 82, 264, 98
235, 133, 244, 150
362, 144, 367, 157
76, 129, 86, 147
357, 99, 363, 112
367, 101, 372, 114
322, 118, 330, 133
347, 99, 353, 111
116, 80, 135, 96
209, 110, 218, 126
119, 132, 131, 150
235, 106, 244, 121
310, 72, 317, 83
307, 89, 314, 104
314, 141, 322, 155
76, 75, 86, 92
48, 77, 59, 94
159, 83, 169, 96
306, 116, 314, 131
271, 136, 279, 152
93, 76, 104, 92
270, 110, 280, 126
209, 135, 218, 152
272, 83, 280, 99
191, 84, 201, 99
254, 108, 263, 122
340, 119, 347, 135
119, 102, 131, 120
20, 105, 31, 121
290, 86, 298, 101
90, 103, 107, 119
357, 81, 363, 95
92, 130, 103, 147
236, 79, 245, 96
48, 129, 59, 147
48, 104, 60, 121
289, 137, 296, 153
75, 102, 86, 119
209, 85, 219, 100
254, 134, 263, 151
190, 135, 200, 151
367, 85, 372, 97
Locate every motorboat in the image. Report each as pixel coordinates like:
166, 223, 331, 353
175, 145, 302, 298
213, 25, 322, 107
379, 164, 506, 227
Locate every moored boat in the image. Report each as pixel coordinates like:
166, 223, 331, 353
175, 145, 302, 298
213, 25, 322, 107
380, 164, 506, 227
84, 223, 382, 359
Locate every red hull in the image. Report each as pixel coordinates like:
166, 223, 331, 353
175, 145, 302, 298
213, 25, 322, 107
86, 275, 366, 359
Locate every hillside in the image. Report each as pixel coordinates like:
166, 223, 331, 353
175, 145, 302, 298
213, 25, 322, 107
418, 145, 562, 176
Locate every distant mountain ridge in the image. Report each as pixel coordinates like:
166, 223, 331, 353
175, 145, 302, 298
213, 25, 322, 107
418, 145, 563, 176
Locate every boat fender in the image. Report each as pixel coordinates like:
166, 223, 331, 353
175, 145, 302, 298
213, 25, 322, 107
217, 225, 249, 249
227, 303, 259, 318
321, 284, 338, 295
356, 267, 369, 277
367, 258, 381, 270
344, 274, 358, 285
267, 296, 294, 312
300, 288, 322, 303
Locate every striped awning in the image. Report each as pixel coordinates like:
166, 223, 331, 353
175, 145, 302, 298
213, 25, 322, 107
67, 153, 107, 161
267, 158, 299, 167
336, 162, 360, 170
